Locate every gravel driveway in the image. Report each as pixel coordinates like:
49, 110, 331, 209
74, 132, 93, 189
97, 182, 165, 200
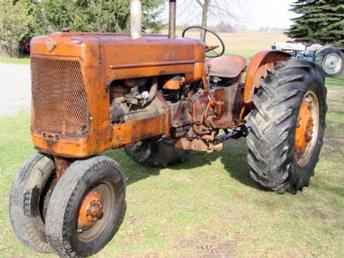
0, 64, 31, 116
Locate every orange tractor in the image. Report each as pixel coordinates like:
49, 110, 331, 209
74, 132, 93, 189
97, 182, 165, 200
9, 0, 327, 257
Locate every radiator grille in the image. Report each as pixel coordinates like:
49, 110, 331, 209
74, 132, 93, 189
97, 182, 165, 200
31, 58, 89, 137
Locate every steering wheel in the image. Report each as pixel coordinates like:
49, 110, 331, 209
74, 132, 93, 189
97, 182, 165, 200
182, 26, 226, 58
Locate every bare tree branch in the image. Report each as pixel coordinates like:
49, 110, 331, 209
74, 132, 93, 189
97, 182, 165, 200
194, 0, 240, 28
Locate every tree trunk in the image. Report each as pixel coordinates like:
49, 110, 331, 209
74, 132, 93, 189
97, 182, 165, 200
201, 0, 210, 41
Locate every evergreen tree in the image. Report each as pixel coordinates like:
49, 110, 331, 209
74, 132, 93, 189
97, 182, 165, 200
288, 0, 344, 48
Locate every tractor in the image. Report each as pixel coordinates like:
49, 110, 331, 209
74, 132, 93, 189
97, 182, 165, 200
9, 0, 327, 257
272, 41, 344, 77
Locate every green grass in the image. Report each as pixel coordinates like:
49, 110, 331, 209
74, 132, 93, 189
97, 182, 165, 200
0, 55, 30, 64
326, 75, 344, 88
0, 83, 344, 258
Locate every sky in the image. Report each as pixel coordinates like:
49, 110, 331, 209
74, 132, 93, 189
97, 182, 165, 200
165, 0, 295, 30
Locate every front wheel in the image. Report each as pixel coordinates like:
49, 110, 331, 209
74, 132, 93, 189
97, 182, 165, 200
45, 156, 126, 258
246, 59, 327, 193
9, 153, 55, 253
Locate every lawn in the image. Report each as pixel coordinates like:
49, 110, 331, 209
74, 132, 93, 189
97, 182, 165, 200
0, 56, 29, 64
0, 34, 344, 258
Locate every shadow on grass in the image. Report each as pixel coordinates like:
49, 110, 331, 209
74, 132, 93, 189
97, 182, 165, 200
106, 139, 261, 191
220, 141, 261, 189
106, 150, 161, 185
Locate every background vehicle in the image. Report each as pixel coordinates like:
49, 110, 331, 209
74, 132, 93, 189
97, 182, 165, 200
18, 36, 31, 56
9, 0, 328, 257
272, 41, 344, 77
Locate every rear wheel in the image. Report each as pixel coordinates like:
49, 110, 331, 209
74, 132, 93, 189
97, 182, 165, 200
9, 153, 54, 253
246, 59, 327, 193
316, 46, 344, 77
45, 156, 126, 258
125, 138, 189, 167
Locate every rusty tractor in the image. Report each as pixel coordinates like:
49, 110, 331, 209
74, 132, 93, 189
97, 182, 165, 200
9, 0, 327, 257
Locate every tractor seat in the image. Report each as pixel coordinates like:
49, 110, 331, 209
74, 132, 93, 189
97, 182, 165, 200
207, 55, 247, 79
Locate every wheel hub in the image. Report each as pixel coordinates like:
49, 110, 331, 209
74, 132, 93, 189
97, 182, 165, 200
323, 53, 343, 75
78, 191, 104, 231
294, 91, 320, 167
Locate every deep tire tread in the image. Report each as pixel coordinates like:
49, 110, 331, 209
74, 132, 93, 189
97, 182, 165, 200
247, 59, 327, 193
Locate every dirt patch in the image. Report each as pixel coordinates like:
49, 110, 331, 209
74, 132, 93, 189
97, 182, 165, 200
176, 231, 235, 258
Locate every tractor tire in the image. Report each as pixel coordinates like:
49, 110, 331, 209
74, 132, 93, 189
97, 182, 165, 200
246, 59, 327, 194
315, 46, 344, 77
45, 156, 126, 258
9, 153, 55, 253
125, 138, 189, 167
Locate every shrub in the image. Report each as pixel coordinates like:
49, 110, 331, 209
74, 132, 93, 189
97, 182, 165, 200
0, 0, 34, 56
0, 0, 163, 57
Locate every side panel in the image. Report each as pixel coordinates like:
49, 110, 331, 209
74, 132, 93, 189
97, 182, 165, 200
102, 38, 205, 83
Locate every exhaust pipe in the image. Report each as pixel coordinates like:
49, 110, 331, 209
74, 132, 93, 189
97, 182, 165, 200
130, 0, 142, 39
168, 0, 177, 39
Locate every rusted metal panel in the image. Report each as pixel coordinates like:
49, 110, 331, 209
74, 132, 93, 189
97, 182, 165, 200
172, 77, 242, 153
208, 55, 246, 78
112, 114, 170, 148
32, 132, 94, 158
163, 76, 185, 90
102, 36, 205, 82
243, 50, 290, 104
207, 81, 241, 128
31, 58, 89, 138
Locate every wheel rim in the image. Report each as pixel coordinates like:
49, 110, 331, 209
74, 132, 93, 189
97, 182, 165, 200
294, 91, 320, 167
77, 182, 116, 242
322, 53, 343, 75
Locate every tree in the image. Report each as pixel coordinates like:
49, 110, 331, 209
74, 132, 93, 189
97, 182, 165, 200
0, 0, 39, 56
196, 0, 210, 29
195, 0, 210, 40
0, 0, 163, 56
40, 0, 163, 33
194, 0, 239, 40
288, 0, 344, 48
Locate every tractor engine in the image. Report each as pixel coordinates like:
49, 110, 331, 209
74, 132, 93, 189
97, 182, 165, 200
107, 67, 243, 153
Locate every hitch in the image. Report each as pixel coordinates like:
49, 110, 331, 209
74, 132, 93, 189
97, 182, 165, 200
215, 125, 248, 143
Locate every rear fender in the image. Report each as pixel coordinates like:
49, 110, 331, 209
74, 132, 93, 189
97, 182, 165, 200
243, 50, 290, 104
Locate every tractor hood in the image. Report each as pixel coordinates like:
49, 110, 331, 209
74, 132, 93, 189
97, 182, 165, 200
30, 32, 205, 73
